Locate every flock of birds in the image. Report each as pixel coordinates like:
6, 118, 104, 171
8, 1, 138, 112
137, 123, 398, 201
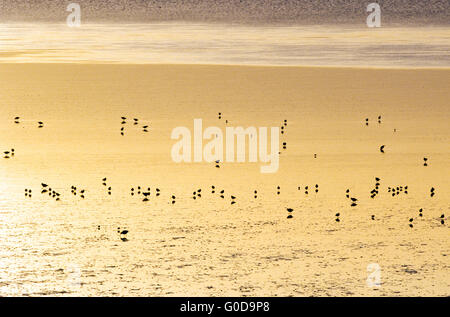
218, 115, 290, 155
365, 115, 382, 126
40, 183, 61, 201
120, 116, 149, 136
102, 178, 112, 195
14, 116, 44, 128
297, 184, 319, 195
280, 119, 288, 153
409, 210, 446, 228
71, 186, 86, 199
23, 175, 445, 239
3, 114, 448, 241
3, 116, 43, 159
129, 185, 161, 202
3, 148, 14, 159
364, 115, 397, 154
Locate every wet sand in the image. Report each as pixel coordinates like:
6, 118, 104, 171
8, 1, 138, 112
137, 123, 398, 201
0, 63, 449, 296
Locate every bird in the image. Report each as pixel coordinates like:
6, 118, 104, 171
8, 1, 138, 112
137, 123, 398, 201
380, 145, 385, 153
287, 208, 294, 213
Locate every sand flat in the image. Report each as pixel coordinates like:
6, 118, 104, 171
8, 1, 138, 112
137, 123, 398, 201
0, 63, 449, 296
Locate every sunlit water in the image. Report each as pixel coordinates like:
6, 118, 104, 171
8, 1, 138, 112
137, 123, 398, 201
0, 23, 449, 66
0, 63, 449, 296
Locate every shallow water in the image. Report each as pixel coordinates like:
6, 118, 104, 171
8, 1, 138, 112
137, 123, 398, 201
1, 152, 449, 296
0, 23, 449, 66
0, 64, 449, 296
